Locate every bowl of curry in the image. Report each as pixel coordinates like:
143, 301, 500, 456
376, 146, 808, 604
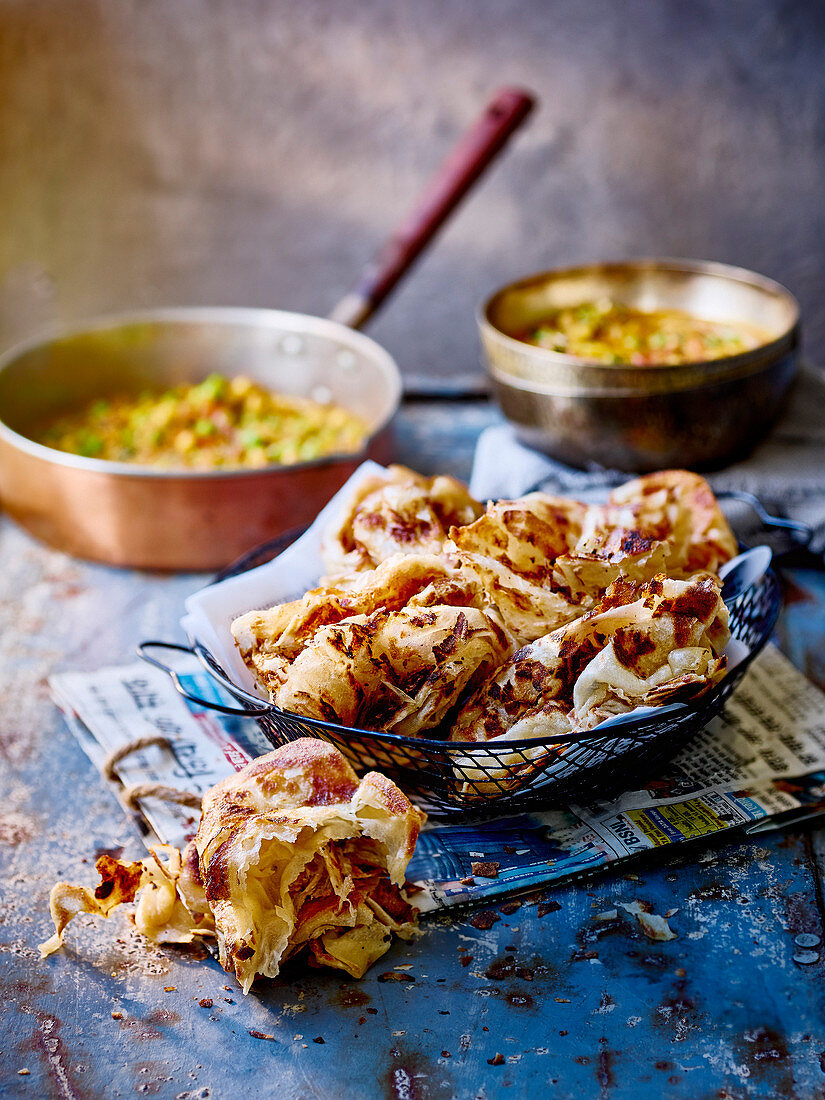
479, 258, 800, 471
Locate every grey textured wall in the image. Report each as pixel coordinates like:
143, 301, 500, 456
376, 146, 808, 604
2, 0, 824, 390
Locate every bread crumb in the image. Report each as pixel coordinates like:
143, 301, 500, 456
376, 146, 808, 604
468, 910, 500, 930
471, 861, 500, 878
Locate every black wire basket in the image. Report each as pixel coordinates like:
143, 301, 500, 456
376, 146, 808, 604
141, 529, 782, 819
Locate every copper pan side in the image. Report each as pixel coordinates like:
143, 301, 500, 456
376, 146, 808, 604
479, 258, 801, 472
0, 309, 401, 570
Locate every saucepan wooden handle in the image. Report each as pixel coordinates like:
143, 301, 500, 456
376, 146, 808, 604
329, 87, 536, 329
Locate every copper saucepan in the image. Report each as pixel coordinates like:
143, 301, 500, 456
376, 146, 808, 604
0, 88, 535, 570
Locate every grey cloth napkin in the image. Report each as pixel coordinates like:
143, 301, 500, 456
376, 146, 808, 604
470, 363, 825, 553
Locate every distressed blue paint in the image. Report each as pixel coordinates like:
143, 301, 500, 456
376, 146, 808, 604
2, 403, 825, 1100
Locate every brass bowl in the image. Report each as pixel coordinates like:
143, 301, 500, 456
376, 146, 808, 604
479, 259, 800, 472
0, 308, 401, 570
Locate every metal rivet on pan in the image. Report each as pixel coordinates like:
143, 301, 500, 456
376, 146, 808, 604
281, 334, 304, 355
792, 950, 820, 965
337, 350, 357, 370
794, 932, 821, 948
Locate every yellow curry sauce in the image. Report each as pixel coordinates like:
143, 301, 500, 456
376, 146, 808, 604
37, 374, 368, 469
519, 299, 766, 366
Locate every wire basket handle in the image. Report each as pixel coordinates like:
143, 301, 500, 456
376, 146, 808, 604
137, 641, 270, 717
715, 489, 814, 548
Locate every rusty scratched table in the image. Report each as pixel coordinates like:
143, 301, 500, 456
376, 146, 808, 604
2, 398, 825, 1100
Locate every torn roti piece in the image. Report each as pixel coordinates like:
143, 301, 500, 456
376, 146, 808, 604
619, 901, 677, 941
322, 464, 483, 575
39, 842, 214, 958
196, 740, 424, 991
41, 741, 424, 992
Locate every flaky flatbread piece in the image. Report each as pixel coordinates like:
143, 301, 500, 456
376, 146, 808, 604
449, 572, 730, 798
549, 470, 735, 599
552, 528, 671, 599
603, 470, 737, 576
447, 494, 587, 643
234, 553, 511, 732
322, 464, 483, 574
40, 742, 424, 991
452, 572, 730, 746
273, 603, 510, 735
196, 740, 424, 991
39, 842, 214, 959
232, 553, 473, 697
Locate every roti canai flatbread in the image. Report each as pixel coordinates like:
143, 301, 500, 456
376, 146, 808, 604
274, 602, 510, 735
40, 741, 424, 991
196, 740, 424, 990
232, 553, 470, 697
452, 571, 730, 746
602, 469, 737, 576
322, 464, 483, 575
446, 494, 587, 643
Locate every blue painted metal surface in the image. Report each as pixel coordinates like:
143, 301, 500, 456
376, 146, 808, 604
2, 402, 825, 1099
